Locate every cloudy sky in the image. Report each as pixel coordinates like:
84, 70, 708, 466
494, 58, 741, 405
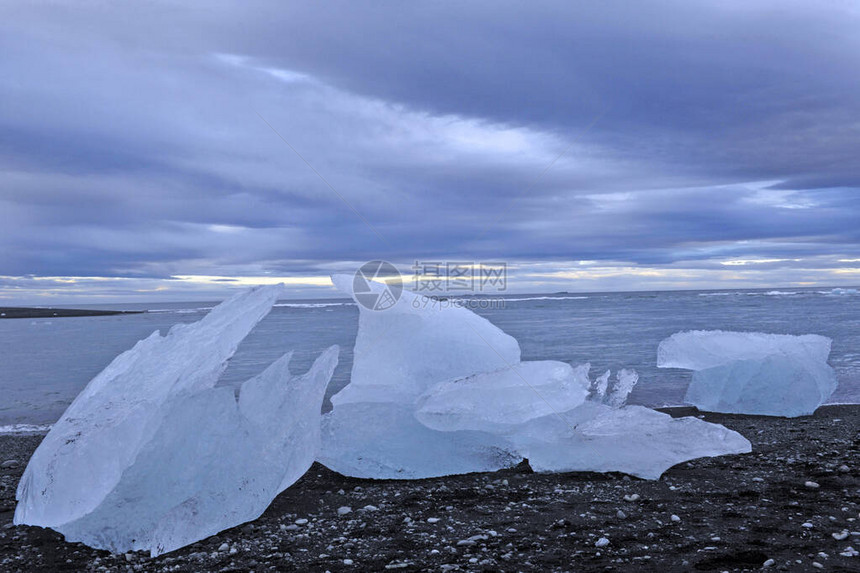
2, 1, 859, 302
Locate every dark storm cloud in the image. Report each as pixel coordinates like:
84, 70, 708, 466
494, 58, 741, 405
1, 0, 859, 298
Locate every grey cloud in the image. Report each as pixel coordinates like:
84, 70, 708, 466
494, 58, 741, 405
1, 1, 858, 298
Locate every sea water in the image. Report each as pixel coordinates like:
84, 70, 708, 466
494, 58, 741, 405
1, 287, 858, 428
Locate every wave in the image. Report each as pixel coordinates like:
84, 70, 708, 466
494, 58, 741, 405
699, 291, 799, 297
503, 295, 588, 302
273, 302, 356, 308
820, 288, 859, 296
147, 307, 214, 314
444, 295, 588, 303
0, 423, 52, 435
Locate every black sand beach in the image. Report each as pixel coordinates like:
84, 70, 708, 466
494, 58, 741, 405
1, 406, 857, 572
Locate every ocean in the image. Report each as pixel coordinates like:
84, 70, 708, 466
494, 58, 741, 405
1, 287, 858, 429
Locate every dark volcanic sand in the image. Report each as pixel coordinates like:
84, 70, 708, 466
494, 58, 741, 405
1, 406, 857, 572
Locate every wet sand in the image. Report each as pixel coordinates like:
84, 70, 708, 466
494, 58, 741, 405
0, 406, 857, 572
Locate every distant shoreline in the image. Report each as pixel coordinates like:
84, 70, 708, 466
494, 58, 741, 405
0, 307, 144, 319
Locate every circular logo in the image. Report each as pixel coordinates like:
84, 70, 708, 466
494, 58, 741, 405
353, 261, 403, 311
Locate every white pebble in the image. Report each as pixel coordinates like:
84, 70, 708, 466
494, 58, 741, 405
595, 537, 610, 547
671, 514, 681, 523
616, 510, 627, 519
295, 518, 309, 525
763, 558, 775, 567
343, 558, 354, 565
427, 517, 440, 523
833, 530, 850, 541
623, 494, 640, 502
337, 506, 352, 516
218, 543, 229, 552
805, 481, 820, 489
802, 522, 814, 528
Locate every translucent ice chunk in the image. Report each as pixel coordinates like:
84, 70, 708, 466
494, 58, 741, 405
414, 361, 590, 432
657, 330, 838, 416
16, 285, 285, 529
318, 402, 520, 479
511, 401, 751, 479
606, 369, 639, 408
58, 347, 338, 556
15, 285, 340, 556
591, 369, 610, 400
657, 330, 831, 370
329, 274, 520, 406
686, 354, 838, 417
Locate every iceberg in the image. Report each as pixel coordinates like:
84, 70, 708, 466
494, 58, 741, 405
658, 330, 838, 416
15, 285, 340, 556
324, 274, 750, 480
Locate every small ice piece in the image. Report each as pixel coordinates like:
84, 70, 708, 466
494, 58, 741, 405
329, 274, 520, 406
658, 330, 837, 417
16, 285, 340, 556
591, 369, 610, 400
414, 361, 590, 432
510, 401, 751, 479
318, 402, 520, 479
606, 369, 639, 408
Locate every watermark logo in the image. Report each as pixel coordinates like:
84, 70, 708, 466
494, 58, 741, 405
353, 260, 403, 311
411, 261, 507, 293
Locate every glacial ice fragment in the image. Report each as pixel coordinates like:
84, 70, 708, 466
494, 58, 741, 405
658, 330, 838, 416
16, 285, 284, 529
414, 361, 590, 433
687, 355, 837, 417
657, 330, 831, 370
591, 369, 610, 400
414, 362, 746, 480
319, 402, 520, 479
15, 285, 340, 556
328, 274, 520, 406
509, 401, 751, 479
606, 369, 639, 408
